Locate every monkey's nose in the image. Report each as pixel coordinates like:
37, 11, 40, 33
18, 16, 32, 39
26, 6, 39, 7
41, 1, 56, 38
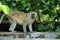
31, 15, 35, 19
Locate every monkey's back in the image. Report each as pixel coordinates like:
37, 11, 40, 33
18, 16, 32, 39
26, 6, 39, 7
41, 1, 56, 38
10, 11, 27, 24
10, 11, 35, 25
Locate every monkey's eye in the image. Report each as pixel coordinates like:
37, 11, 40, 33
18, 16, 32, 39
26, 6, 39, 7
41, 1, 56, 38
31, 14, 35, 19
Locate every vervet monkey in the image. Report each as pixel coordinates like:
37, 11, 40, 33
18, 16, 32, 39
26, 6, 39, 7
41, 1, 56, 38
0, 11, 37, 33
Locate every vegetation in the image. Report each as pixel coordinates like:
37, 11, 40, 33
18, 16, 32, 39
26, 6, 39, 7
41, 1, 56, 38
0, 0, 60, 32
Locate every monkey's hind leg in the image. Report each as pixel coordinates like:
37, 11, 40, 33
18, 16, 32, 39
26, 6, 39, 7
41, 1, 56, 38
9, 19, 17, 32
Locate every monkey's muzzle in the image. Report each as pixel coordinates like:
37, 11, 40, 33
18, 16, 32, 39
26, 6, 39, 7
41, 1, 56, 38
31, 14, 35, 19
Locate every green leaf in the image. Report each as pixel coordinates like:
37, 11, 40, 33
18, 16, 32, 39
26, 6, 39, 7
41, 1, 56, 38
1, 5, 10, 15
40, 14, 49, 22
55, 27, 60, 32
0, 3, 2, 9
38, 24, 49, 30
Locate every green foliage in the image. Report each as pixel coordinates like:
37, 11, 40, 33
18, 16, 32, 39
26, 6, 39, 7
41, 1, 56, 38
55, 26, 60, 32
56, 28, 60, 32
0, 3, 10, 15
38, 22, 57, 32
38, 24, 49, 30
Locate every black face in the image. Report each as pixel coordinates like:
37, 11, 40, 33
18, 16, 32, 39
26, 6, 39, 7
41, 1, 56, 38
31, 14, 35, 19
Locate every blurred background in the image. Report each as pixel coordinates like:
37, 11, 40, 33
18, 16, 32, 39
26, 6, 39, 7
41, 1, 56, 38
0, 0, 60, 32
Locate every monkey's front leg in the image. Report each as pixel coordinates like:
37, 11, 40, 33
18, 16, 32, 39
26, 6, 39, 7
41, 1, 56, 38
9, 19, 17, 32
23, 24, 33, 38
23, 24, 27, 37
23, 24, 27, 33
29, 24, 33, 32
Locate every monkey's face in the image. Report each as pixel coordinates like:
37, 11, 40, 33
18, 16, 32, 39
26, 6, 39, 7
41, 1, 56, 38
30, 12, 37, 19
